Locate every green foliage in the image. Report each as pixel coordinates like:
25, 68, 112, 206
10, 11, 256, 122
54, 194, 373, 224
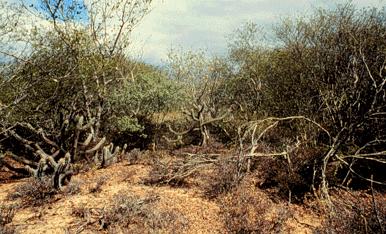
272, 5, 386, 126
115, 116, 145, 133
108, 64, 185, 142
218, 4, 386, 191
0, 0, 161, 178
2, 29, 119, 126
161, 4, 386, 195
166, 49, 223, 110
110, 68, 184, 118
165, 50, 234, 145
0, 0, 155, 139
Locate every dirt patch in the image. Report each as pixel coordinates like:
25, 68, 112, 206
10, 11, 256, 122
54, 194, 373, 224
0, 157, 330, 234
0, 162, 226, 233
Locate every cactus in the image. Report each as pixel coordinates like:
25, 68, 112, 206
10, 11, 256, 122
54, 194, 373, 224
85, 137, 106, 154
50, 153, 73, 189
74, 115, 96, 161
81, 133, 93, 147
23, 150, 73, 189
97, 144, 126, 168
121, 144, 128, 159
0, 116, 125, 189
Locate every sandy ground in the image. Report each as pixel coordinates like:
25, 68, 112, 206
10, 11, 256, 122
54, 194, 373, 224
0, 161, 321, 233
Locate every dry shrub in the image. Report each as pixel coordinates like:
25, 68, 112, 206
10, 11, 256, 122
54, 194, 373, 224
125, 148, 142, 164
125, 149, 164, 165
143, 146, 230, 187
71, 161, 93, 174
143, 159, 179, 186
254, 146, 324, 202
144, 154, 214, 187
203, 158, 240, 199
172, 142, 227, 155
316, 190, 386, 234
72, 192, 188, 233
8, 178, 58, 207
71, 204, 89, 220
220, 177, 293, 233
0, 204, 15, 234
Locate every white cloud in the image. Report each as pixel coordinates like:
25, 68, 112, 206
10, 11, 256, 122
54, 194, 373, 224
2, 0, 385, 64
131, 0, 385, 64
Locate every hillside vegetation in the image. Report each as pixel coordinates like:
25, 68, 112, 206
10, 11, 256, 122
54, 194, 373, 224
0, 1, 385, 233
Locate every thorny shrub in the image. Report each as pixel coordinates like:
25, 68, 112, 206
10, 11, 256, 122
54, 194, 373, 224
72, 192, 188, 233
143, 153, 207, 187
253, 146, 325, 202
220, 177, 293, 233
125, 148, 142, 165
124, 148, 158, 165
143, 159, 176, 186
316, 190, 386, 234
63, 179, 82, 195
171, 142, 228, 155
203, 158, 240, 199
71, 204, 89, 220
144, 158, 192, 186
8, 178, 58, 207
144, 150, 222, 187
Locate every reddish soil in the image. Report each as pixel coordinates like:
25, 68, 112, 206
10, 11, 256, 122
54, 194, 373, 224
0, 160, 322, 233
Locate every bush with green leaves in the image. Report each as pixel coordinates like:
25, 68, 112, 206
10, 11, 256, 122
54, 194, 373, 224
269, 5, 386, 189
109, 67, 184, 130
165, 50, 235, 145
105, 64, 185, 148
0, 0, 155, 183
212, 4, 386, 192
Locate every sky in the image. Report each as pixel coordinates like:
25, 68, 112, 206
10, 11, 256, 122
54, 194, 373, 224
130, 0, 385, 64
1, 0, 385, 64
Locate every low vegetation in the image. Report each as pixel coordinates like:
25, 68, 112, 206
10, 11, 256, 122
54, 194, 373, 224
220, 178, 293, 233
316, 189, 386, 233
71, 192, 188, 233
9, 178, 58, 207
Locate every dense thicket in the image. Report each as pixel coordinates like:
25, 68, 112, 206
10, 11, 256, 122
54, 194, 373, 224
161, 5, 386, 202
0, 0, 182, 188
